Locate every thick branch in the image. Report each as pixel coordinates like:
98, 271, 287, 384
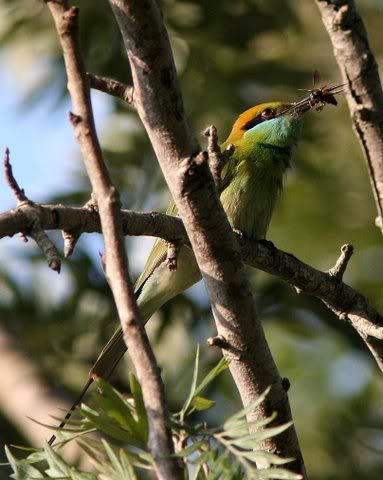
46, 2, 182, 479
315, 0, 383, 232
109, 0, 306, 475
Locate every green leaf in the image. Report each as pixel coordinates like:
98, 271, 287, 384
224, 387, 271, 428
191, 462, 204, 480
239, 450, 294, 466
81, 404, 137, 444
129, 372, 148, 442
195, 447, 217, 466
95, 378, 142, 445
5, 446, 44, 480
78, 436, 150, 471
175, 440, 205, 458
191, 396, 216, 411
194, 356, 229, 399
182, 345, 200, 416
119, 449, 139, 480
101, 439, 138, 480
232, 422, 293, 449
257, 467, 302, 480
43, 444, 96, 480
224, 412, 277, 438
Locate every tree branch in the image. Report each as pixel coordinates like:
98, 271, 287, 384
2, 202, 382, 370
4, 148, 61, 272
108, 0, 306, 475
88, 72, 134, 104
315, 0, 383, 233
46, 2, 182, 478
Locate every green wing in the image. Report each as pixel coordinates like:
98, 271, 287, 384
134, 201, 178, 295
134, 150, 237, 295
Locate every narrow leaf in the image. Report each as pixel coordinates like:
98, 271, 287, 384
129, 373, 148, 442
175, 440, 205, 458
81, 405, 137, 443
194, 356, 229, 398
224, 387, 271, 428
233, 421, 293, 447
5, 446, 44, 480
191, 396, 216, 411
182, 345, 200, 415
258, 467, 302, 479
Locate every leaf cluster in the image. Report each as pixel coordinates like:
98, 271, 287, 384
4, 348, 301, 480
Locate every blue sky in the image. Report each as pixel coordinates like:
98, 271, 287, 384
0, 67, 111, 210
0, 63, 114, 296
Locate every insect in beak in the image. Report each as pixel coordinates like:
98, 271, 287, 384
274, 77, 346, 119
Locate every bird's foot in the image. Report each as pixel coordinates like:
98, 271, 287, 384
258, 238, 277, 255
233, 228, 246, 239
233, 229, 248, 246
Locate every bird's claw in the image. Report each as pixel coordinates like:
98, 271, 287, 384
258, 238, 276, 255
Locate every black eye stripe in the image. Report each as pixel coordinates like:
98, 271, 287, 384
242, 116, 265, 131
242, 109, 275, 131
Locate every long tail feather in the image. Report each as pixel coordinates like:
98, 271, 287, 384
47, 377, 94, 445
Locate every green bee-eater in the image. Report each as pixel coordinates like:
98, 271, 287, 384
91, 101, 304, 376
49, 96, 330, 444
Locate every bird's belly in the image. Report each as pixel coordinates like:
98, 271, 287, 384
221, 181, 278, 240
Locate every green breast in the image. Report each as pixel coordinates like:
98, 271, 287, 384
220, 140, 291, 239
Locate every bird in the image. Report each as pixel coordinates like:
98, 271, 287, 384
48, 97, 321, 445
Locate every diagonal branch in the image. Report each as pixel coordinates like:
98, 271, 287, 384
46, 2, 182, 479
315, 0, 383, 233
108, 0, 306, 475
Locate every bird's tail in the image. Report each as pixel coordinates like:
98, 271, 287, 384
47, 245, 201, 445
47, 377, 93, 446
47, 327, 131, 445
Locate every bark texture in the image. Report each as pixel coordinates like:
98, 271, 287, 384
316, 0, 383, 232
108, 0, 307, 474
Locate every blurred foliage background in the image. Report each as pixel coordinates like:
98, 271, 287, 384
0, 0, 383, 478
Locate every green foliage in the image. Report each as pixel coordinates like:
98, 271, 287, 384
5, 350, 301, 480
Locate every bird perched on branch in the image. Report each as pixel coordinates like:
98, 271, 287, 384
49, 90, 342, 445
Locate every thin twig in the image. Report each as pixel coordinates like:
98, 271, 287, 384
29, 222, 61, 273
204, 126, 234, 191
88, 73, 134, 104
4, 148, 28, 203
315, 0, 383, 233
4, 149, 61, 272
62, 194, 97, 257
328, 243, 354, 280
46, 2, 182, 478
62, 229, 79, 258
206, 335, 242, 359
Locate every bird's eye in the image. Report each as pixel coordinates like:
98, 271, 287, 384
261, 108, 274, 119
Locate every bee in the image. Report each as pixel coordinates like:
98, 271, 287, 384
299, 71, 346, 111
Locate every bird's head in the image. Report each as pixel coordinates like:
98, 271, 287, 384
223, 101, 305, 150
